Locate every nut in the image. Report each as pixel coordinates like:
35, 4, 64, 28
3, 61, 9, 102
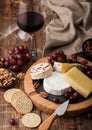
0, 68, 16, 87
34, 82, 40, 89
39, 92, 48, 98
66, 123, 76, 129
17, 72, 25, 80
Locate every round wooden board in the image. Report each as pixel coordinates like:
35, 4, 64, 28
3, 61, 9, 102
24, 57, 92, 117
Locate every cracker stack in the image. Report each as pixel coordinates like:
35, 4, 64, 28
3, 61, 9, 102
4, 88, 33, 114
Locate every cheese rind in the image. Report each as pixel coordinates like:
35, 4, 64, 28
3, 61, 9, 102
63, 67, 92, 98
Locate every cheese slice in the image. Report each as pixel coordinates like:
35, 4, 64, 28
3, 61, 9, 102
43, 71, 70, 95
63, 67, 92, 98
53, 62, 80, 73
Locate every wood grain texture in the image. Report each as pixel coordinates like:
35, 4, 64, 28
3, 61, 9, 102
24, 57, 92, 117
0, 0, 92, 130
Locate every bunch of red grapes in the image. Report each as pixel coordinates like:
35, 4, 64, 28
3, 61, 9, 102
47, 50, 78, 65
3, 45, 32, 72
78, 64, 92, 79
64, 87, 82, 103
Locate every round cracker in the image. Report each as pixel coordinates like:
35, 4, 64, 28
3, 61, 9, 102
22, 113, 41, 128
13, 96, 33, 114
4, 88, 22, 103
11, 90, 26, 107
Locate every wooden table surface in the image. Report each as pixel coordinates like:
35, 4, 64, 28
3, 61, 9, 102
0, 0, 92, 130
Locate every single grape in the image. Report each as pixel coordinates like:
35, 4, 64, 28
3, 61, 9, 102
9, 58, 16, 65
57, 57, 64, 62
4, 61, 10, 68
79, 66, 86, 74
25, 53, 32, 61
71, 54, 77, 62
69, 96, 75, 103
24, 46, 29, 53
53, 97, 60, 103
48, 56, 54, 62
73, 92, 81, 99
68, 87, 75, 94
64, 93, 70, 99
52, 53, 58, 60
63, 54, 67, 60
58, 50, 64, 57
9, 65, 13, 70
86, 70, 92, 79
87, 113, 92, 119
50, 59, 55, 66
8, 56, 15, 60
5, 57, 10, 61
16, 54, 23, 60
12, 65, 20, 72
18, 45, 24, 52
9, 49, 15, 55
17, 59, 23, 66
84, 65, 90, 71
14, 48, 21, 54
9, 118, 17, 126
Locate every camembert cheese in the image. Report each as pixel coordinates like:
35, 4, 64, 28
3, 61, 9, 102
63, 67, 92, 98
43, 71, 70, 95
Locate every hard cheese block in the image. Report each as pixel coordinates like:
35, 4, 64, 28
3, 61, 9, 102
63, 67, 92, 98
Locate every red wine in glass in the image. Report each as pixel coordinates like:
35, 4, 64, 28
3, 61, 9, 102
17, 11, 44, 33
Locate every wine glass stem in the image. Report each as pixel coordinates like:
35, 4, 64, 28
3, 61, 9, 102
30, 33, 40, 60
30, 33, 36, 51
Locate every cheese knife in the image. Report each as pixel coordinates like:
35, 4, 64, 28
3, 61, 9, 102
39, 100, 69, 130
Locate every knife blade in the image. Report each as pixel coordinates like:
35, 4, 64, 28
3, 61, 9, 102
39, 100, 69, 130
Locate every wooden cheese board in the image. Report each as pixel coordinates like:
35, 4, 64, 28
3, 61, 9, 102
24, 56, 92, 117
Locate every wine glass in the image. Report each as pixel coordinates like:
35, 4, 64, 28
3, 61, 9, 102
17, 0, 44, 60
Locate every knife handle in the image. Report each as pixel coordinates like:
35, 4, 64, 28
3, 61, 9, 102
39, 114, 56, 130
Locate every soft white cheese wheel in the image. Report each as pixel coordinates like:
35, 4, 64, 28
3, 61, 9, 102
43, 71, 70, 95
30, 62, 53, 80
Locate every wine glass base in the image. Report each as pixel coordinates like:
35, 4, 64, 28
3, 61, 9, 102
31, 48, 42, 61
17, 30, 31, 41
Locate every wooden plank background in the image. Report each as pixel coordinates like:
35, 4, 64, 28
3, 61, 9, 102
0, 0, 92, 130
